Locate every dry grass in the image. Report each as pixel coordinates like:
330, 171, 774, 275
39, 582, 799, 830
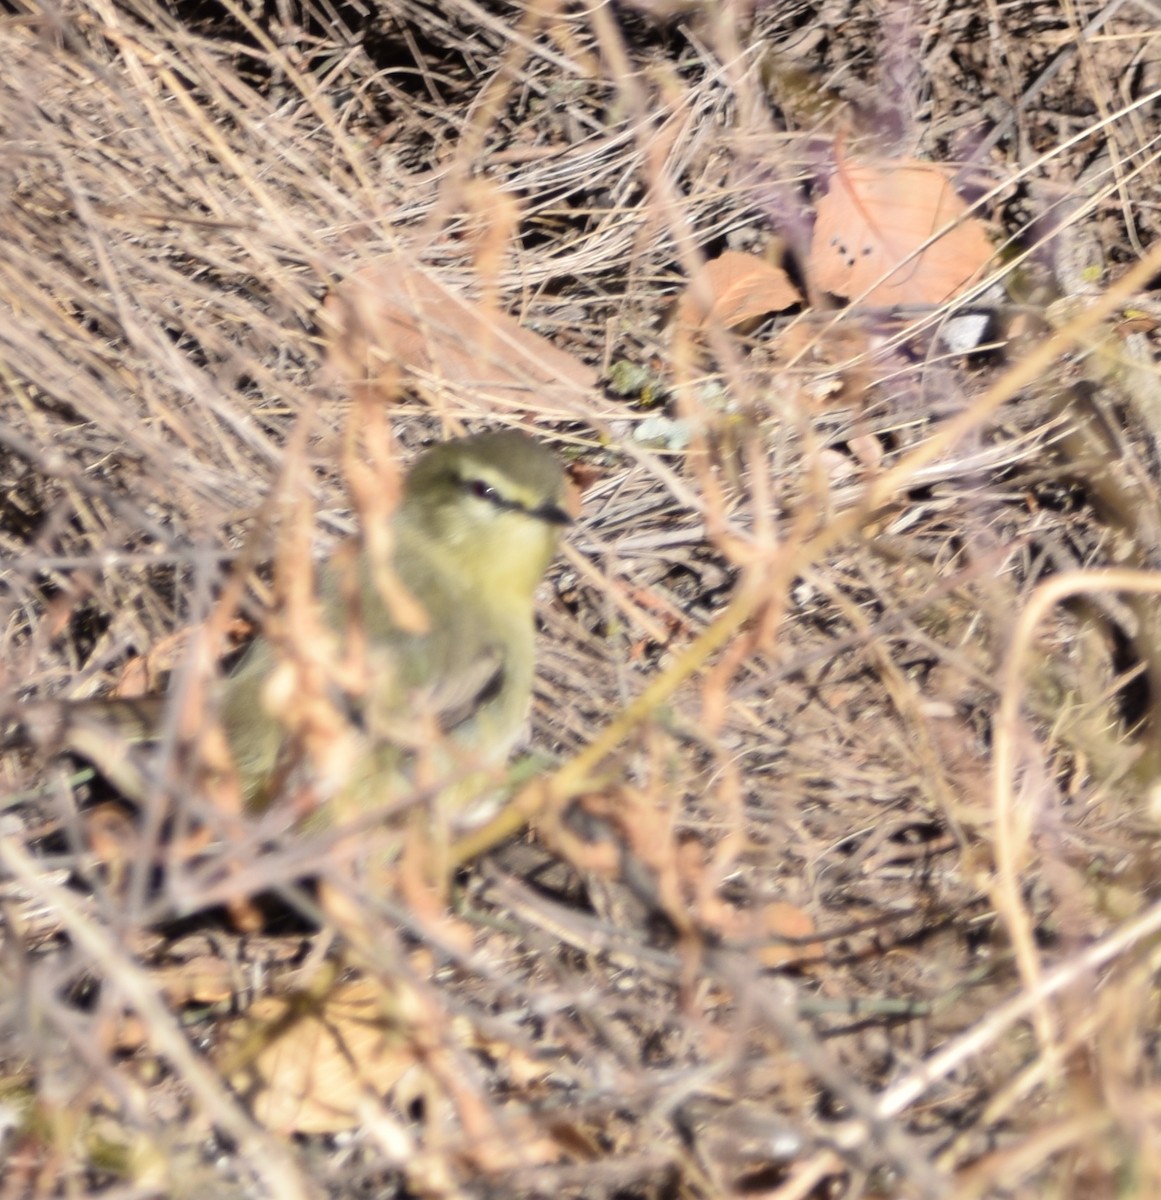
3, 0, 1161, 1196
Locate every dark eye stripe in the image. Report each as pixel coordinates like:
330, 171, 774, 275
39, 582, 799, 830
462, 477, 567, 523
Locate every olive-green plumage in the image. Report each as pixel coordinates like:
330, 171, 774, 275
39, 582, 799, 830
14, 431, 571, 827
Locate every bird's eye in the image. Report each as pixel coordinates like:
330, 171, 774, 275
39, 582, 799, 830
466, 479, 501, 504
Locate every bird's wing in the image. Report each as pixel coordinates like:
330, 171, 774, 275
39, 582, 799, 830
413, 642, 506, 736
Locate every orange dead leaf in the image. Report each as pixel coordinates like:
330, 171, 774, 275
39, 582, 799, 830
755, 901, 823, 969
708, 898, 822, 969
565, 459, 604, 494
810, 156, 992, 307
113, 619, 250, 698
674, 249, 801, 332
323, 261, 598, 417
562, 459, 601, 522
83, 802, 136, 896
626, 584, 694, 642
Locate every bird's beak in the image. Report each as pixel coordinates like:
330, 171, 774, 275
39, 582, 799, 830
534, 502, 574, 526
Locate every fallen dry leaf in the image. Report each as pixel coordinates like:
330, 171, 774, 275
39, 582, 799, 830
846, 431, 884, 471
323, 262, 598, 418
809, 156, 993, 307
217, 977, 416, 1134
754, 900, 823, 969
674, 249, 801, 332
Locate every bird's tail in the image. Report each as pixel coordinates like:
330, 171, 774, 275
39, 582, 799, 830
2, 695, 172, 801
3, 696, 166, 752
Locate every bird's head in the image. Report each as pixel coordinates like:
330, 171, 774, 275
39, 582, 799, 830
400, 431, 573, 600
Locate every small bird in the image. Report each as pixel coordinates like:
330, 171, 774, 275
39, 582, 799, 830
10, 430, 572, 831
